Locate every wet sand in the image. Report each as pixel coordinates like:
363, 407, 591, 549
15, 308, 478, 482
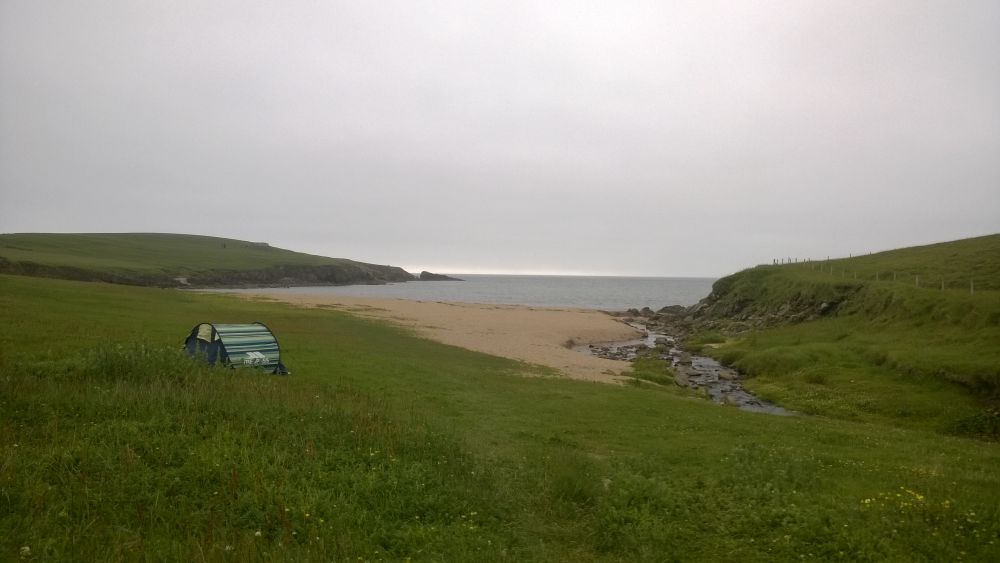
239, 292, 641, 382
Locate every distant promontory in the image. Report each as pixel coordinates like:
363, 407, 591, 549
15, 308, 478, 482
419, 271, 464, 281
0, 233, 416, 288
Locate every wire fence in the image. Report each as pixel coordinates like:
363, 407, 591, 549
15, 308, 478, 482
760, 257, 990, 294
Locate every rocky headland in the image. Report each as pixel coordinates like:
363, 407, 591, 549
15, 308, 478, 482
418, 271, 464, 281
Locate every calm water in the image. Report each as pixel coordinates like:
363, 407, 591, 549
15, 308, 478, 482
221, 275, 716, 311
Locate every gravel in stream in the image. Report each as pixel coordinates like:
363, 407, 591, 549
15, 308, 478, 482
579, 323, 793, 416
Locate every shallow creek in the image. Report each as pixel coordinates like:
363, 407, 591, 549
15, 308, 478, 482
577, 323, 793, 416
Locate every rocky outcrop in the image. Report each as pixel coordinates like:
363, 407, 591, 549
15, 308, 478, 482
614, 268, 865, 339
187, 263, 415, 287
657, 305, 686, 315
686, 277, 862, 332
419, 271, 464, 281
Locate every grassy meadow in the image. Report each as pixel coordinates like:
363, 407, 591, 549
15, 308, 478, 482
3, 273, 1000, 561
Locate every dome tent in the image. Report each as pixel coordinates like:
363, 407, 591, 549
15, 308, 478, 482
185, 322, 289, 375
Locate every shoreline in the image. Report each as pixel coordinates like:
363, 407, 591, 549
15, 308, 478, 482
233, 292, 642, 382
206, 275, 717, 313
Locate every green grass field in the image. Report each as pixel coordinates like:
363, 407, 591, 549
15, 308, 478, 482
3, 273, 1000, 561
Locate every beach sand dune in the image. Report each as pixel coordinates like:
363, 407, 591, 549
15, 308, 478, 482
241, 293, 640, 382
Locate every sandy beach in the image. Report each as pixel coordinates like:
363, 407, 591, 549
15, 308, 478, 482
240, 292, 641, 382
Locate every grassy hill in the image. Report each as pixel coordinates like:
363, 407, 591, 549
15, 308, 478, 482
2, 274, 999, 561
701, 234, 1000, 320
0, 233, 414, 287
677, 234, 1000, 435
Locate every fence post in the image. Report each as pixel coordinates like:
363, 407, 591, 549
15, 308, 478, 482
916, 275, 919, 288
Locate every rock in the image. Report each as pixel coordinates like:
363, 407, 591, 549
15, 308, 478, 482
419, 271, 464, 281
718, 368, 737, 381
674, 370, 690, 386
726, 322, 750, 334
657, 305, 687, 316
639, 307, 656, 317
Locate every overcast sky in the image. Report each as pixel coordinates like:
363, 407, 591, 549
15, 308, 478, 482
1, 1, 997, 276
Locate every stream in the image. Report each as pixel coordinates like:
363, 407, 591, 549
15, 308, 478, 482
577, 323, 793, 416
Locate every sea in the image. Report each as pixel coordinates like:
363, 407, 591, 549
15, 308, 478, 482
221, 275, 717, 311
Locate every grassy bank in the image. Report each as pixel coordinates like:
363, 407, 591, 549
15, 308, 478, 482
3, 274, 1000, 561
685, 235, 1000, 437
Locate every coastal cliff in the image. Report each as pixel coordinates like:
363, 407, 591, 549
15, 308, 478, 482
0, 233, 415, 288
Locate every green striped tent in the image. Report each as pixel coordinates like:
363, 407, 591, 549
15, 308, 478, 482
184, 322, 289, 375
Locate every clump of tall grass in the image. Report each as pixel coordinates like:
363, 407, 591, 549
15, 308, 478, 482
948, 408, 1000, 440
626, 356, 679, 387
85, 340, 217, 382
5, 340, 221, 384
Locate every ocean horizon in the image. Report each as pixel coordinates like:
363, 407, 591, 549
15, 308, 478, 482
217, 274, 717, 311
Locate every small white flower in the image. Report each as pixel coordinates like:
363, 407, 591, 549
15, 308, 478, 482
254, 531, 262, 537
225, 544, 233, 552
20, 546, 31, 558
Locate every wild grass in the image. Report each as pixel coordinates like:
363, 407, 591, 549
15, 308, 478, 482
625, 354, 686, 389
685, 330, 726, 353
2, 274, 1000, 561
714, 317, 995, 435
693, 234, 1000, 437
